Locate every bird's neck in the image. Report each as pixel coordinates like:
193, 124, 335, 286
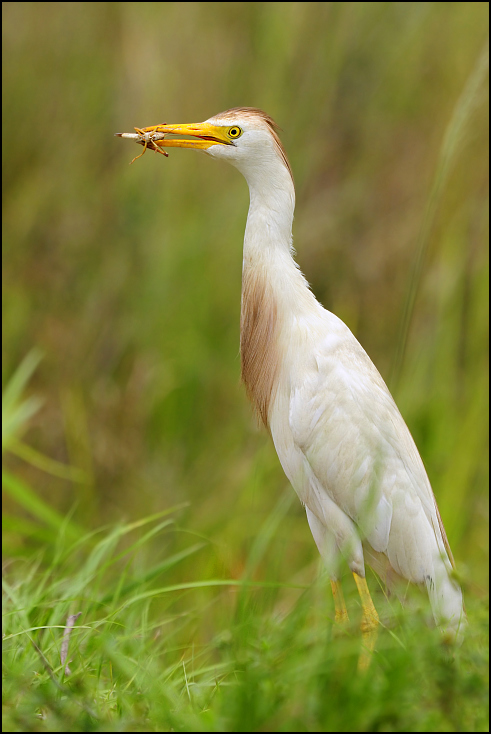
240, 170, 316, 426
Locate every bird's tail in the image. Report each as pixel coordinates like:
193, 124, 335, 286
426, 554, 466, 643
363, 543, 466, 642
428, 501, 466, 642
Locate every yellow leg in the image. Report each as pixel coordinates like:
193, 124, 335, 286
330, 579, 349, 625
353, 572, 379, 671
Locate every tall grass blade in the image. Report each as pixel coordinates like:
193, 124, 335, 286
390, 41, 489, 390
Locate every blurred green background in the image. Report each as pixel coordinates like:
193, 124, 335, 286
2, 1, 489, 592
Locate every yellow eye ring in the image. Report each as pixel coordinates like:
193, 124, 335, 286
228, 126, 242, 139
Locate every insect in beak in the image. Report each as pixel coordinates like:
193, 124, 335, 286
114, 128, 169, 164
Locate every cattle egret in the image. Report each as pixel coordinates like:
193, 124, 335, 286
117, 108, 465, 666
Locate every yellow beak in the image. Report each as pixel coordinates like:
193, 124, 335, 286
129, 122, 232, 150
116, 122, 233, 152
116, 121, 233, 163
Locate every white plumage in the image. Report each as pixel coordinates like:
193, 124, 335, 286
118, 107, 465, 661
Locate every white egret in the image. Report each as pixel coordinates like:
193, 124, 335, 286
117, 108, 465, 665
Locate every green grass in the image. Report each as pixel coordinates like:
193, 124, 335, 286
2, 2, 489, 730
2, 355, 489, 732
2, 501, 488, 732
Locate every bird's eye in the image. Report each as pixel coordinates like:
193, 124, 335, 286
228, 126, 242, 139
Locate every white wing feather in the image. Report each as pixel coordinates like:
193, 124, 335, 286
270, 307, 464, 630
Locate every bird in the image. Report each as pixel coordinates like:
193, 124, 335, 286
117, 107, 465, 666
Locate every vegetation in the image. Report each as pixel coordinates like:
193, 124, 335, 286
3, 3, 488, 731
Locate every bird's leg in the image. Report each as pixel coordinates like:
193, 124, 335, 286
330, 579, 349, 625
353, 572, 379, 671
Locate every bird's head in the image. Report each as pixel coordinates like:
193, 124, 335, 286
118, 107, 293, 190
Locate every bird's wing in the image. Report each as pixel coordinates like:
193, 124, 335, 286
285, 311, 449, 584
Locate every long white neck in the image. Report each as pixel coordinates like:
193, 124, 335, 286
244, 166, 295, 256
242, 161, 317, 311
238, 159, 317, 425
